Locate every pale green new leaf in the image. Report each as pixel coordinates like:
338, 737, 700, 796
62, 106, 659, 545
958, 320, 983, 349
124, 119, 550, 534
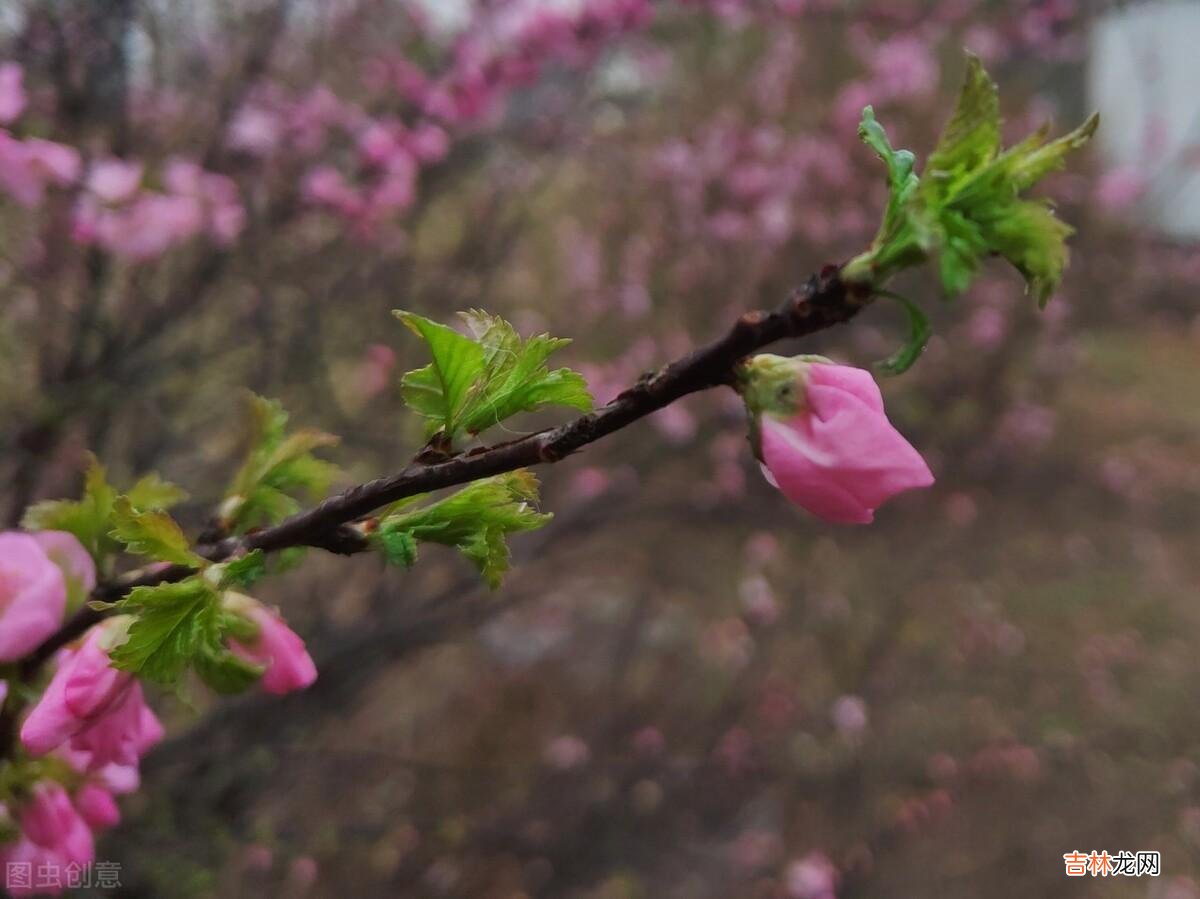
457, 310, 592, 435
372, 471, 551, 588
924, 54, 1000, 184
109, 579, 218, 685
193, 644, 263, 694
843, 52, 1096, 311
125, 473, 189, 512
396, 311, 486, 438
874, 292, 933, 377
109, 497, 207, 568
396, 310, 593, 444
21, 455, 119, 561
223, 394, 340, 532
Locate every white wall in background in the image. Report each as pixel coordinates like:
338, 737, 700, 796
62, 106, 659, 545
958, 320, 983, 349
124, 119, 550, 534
1090, 1, 1200, 238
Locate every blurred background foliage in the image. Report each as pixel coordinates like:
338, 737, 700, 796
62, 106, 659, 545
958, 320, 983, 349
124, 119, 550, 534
3, 0, 1200, 896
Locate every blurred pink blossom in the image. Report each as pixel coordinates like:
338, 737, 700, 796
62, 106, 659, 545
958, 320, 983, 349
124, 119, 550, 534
786, 851, 838, 899
544, 734, 590, 770
0, 531, 69, 662
0, 62, 26, 124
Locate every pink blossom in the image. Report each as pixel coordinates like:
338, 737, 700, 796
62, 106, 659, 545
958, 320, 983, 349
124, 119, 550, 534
544, 734, 590, 770
228, 105, 284, 156
86, 158, 143, 204
303, 165, 363, 217
1094, 166, 1146, 212
31, 530, 96, 600
0, 783, 95, 896
0, 532, 68, 661
830, 694, 868, 737
786, 851, 838, 899
69, 680, 164, 769
227, 598, 317, 695
0, 135, 80, 208
21, 621, 162, 767
743, 358, 933, 524
0, 62, 26, 124
74, 783, 120, 830
870, 36, 939, 100
23, 139, 82, 185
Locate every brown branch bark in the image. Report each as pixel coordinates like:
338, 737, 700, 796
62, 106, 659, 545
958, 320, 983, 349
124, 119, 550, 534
0, 264, 866, 755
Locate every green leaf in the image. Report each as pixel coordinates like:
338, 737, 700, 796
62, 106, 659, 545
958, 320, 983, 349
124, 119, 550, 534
222, 394, 340, 533
109, 579, 218, 685
874, 292, 933, 377
376, 526, 419, 568
925, 54, 1000, 182
193, 644, 263, 694
109, 497, 207, 568
21, 455, 118, 562
457, 310, 593, 435
395, 311, 487, 439
977, 198, 1072, 307
396, 310, 593, 445
842, 53, 1096, 305
125, 473, 188, 512
214, 550, 267, 589
372, 470, 551, 588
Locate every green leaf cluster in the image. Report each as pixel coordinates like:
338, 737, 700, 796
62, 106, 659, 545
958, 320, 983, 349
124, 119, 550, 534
221, 394, 340, 533
22, 455, 189, 569
107, 569, 268, 693
396, 310, 592, 446
843, 54, 1097, 307
372, 470, 551, 588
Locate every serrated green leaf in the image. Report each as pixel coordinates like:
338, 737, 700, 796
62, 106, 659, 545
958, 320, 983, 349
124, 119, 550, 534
109, 579, 217, 685
193, 644, 263, 694
396, 311, 486, 439
376, 525, 419, 567
925, 54, 1000, 181
223, 394, 340, 533
125, 473, 188, 512
216, 550, 267, 589
874, 292, 933, 377
396, 310, 593, 445
842, 53, 1095, 306
373, 470, 551, 588
110, 497, 206, 568
977, 198, 1072, 307
21, 454, 118, 562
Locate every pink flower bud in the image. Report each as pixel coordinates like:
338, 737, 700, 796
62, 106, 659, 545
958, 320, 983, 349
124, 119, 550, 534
20, 621, 162, 768
86, 158, 144, 204
740, 356, 933, 524
74, 784, 120, 831
0, 532, 68, 661
0, 63, 26, 125
30, 530, 96, 600
227, 598, 317, 695
0, 782, 95, 895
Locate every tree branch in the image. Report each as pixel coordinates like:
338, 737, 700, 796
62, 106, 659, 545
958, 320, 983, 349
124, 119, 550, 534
1, 264, 866, 751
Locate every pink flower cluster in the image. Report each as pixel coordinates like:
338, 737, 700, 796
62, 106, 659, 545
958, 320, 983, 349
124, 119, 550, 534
0, 63, 245, 262
0, 532, 129, 896
0, 64, 80, 210
834, 30, 940, 132
0, 523, 316, 893
651, 122, 861, 247
419, 0, 653, 126
73, 158, 245, 262
291, 0, 651, 235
